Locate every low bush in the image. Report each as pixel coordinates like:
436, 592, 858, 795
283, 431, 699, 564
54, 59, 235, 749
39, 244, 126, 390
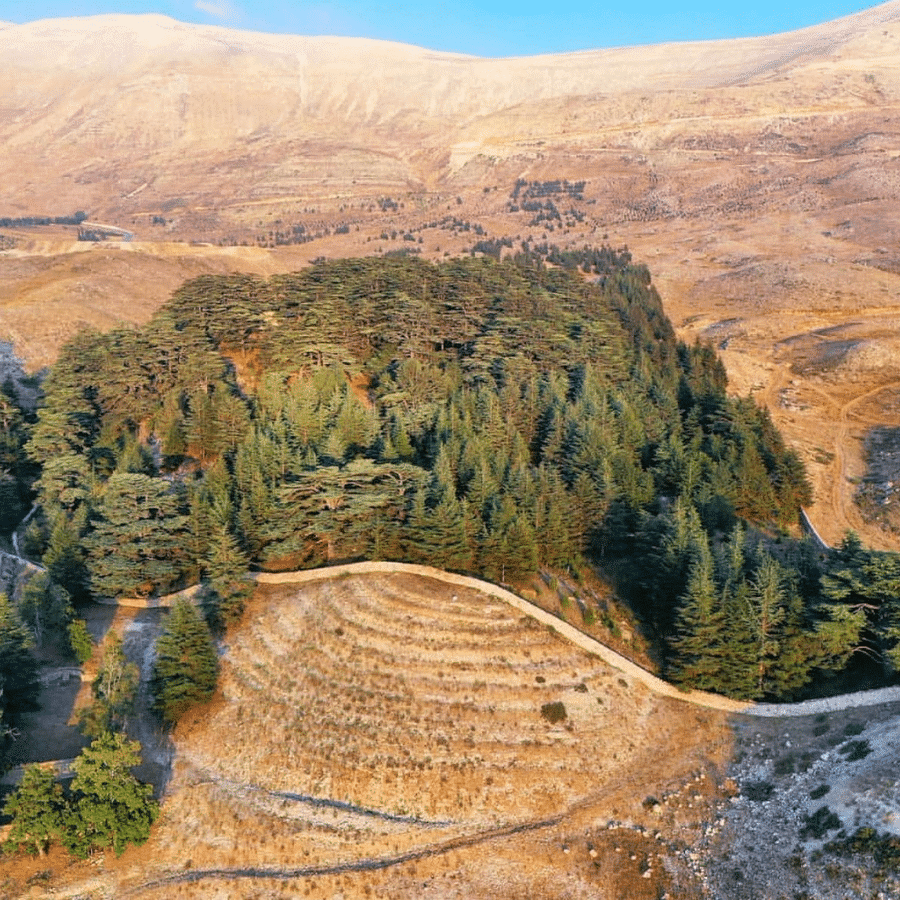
801, 805, 842, 840
540, 701, 567, 724
743, 780, 774, 801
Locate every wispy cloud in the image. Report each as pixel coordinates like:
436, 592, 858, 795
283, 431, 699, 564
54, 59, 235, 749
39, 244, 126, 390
194, 0, 243, 24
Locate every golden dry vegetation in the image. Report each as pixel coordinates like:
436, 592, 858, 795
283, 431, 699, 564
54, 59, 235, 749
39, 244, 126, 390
71, 571, 731, 899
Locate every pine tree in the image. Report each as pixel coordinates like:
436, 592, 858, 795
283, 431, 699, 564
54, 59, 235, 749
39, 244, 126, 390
817, 533, 900, 674
203, 525, 253, 630
17, 572, 71, 650
64, 732, 158, 858
43, 510, 90, 602
0, 594, 39, 724
85, 473, 191, 598
151, 600, 218, 725
669, 536, 728, 692
718, 580, 759, 700
746, 554, 789, 697
2, 764, 65, 857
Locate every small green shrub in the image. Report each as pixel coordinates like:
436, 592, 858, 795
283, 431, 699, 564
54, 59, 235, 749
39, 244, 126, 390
809, 784, 830, 800
826, 827, 900, 875
743, 781, 774, 801
540, 701, 567, 724
840, 739, 871, 762
774, 754, 797, 776
843, 721, 864, 737
801, 806, 842, 840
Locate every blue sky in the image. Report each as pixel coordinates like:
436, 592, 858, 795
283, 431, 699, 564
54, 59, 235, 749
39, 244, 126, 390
3, 1, 884, 56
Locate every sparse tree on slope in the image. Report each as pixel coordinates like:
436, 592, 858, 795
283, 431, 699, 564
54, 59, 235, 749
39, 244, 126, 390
64, 732, 158, 858
151, 599, 218, 725
2, 763, 65, 857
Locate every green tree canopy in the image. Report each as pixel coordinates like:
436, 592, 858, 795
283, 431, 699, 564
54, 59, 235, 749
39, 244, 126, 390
151, 599, 218, 725
2, 764, 65, 857
0, 593, 39, 727
64, 732, 158, 858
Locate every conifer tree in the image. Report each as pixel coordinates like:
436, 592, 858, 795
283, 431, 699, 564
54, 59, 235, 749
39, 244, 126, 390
2, 764, 65, 857
817, 533, 900, 673
86, 473, 191, 598
64, 732, 158, 858
43, 510, 90, 602
746, 554, 789, 697
151, 600, 218, 725
669, 535, 728, 692
203, 525, 253, 629
18, 572, 72, 651
718, 580, 759, 699
0, 593, 39, 724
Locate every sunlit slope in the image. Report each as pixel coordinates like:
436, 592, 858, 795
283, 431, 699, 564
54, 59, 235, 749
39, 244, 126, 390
3, 5, 900, 217
137, 571, 729, 894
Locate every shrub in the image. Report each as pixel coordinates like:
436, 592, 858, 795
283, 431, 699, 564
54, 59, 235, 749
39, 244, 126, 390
743, 780, 774, 801
774, 754, 797, 776
540, 701, 567, 724
801, 806, 842, 840
840, 739, 871, 762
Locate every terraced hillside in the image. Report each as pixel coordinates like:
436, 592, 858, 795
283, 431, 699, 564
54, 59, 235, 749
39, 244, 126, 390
117, 571, 733, 899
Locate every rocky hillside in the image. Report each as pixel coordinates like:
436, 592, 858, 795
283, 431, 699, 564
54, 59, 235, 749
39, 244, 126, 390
1, 4, 899, 218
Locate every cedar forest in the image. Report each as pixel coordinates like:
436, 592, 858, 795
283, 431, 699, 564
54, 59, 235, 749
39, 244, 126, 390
3, 250, 900, 779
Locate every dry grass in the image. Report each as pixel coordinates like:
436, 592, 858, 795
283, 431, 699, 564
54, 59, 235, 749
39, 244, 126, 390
11, 571, 731, 900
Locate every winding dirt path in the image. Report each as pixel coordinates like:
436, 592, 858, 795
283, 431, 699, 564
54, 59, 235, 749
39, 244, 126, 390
126, 812, 567, 895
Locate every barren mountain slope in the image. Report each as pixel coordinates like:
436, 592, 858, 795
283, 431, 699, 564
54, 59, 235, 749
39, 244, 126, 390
3, 4, 900, 547
2, 4, 900, 216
